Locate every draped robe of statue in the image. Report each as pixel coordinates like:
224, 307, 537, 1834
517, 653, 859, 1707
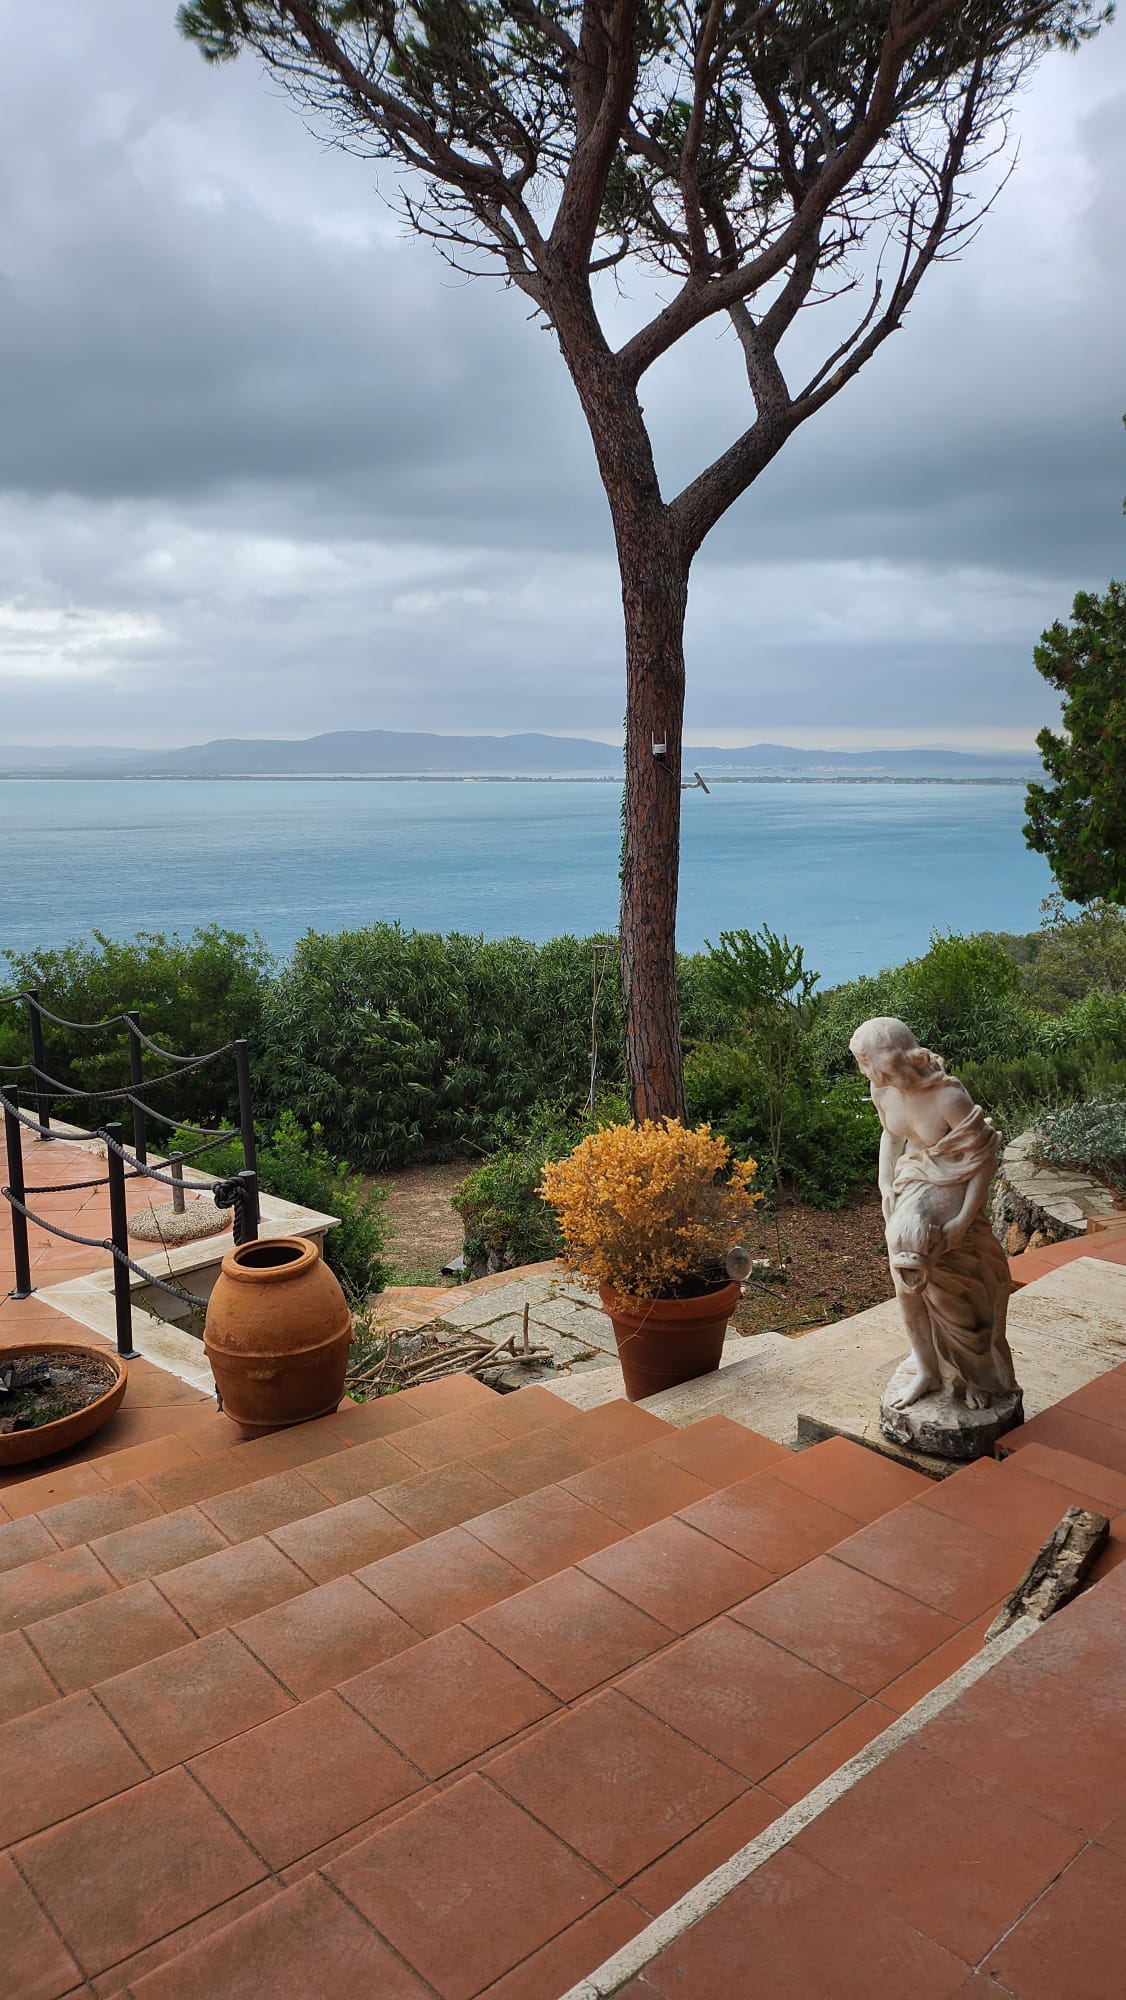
886, 1105, 1016, 1404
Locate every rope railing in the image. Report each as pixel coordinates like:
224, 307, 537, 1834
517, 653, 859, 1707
0, 996, 259, 1358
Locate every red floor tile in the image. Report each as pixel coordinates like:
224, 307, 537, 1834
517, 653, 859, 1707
921, 1650, 1126, 1837
473, 1384, 584, 1439
14, 1767, 268, 1978
0, 1628, 60, 1720
478, 1897, 648, 2000
769, 1436, 930, 1523
831, 1503, 1022, 1621
95, 1629, 294, 1772
326, 1773, 609, 2000
1006, 1407, 1126, 1478
24, 1579, 194, 1693
189, 1691, 425, 1869
984, 1842, 1126, 2000
234, 1573, 419, 1697
268, 1493, 417, 1581
578, 1515, 771, 1634
1022, 1572, 1126, 1704
96, 1437, 201, 1490
0, 1512, 58, 1572
573, 1401, 673, 1461
128, 1874, 432, 2000
490, 1687, 745, 1884
678, 1472, 858, 1576
879, 1613, 995, 1715
224, 1423, 350, 1478
0, 1543, 114, 1635
341, 1624, 558, 1777
393, 1410, 508, 1471
998, 1442, 1126, 1515
0, 1852, 84, 2000
375, 1460, 512, 1540
620, 1616, 860, 1782
197, 1468, 330, 1543
36, 1484, 160, 1551
0, 1460, 108, 1522
1060, 1370, 1126, 1434
731, 1554, 960, 1696
915, 1456, 1088, 1552
470, 1426, 597, 1496
795, 1739, 1082, 1965
400, 1372, 502, 1421
561, 1449, 714, 1531
299, 1434, 421, 1504
467, 1484, 628, 1579
641, 1844, 971, 1999
357, 1523, 529, 1636
760, 1700, 896, 1806
647, 1415, 789, 1486
154, 1535, 311, 1636
140, 1449, 257, 1512
627, 1786, 780, 1915
469, 1568, 673, 1700
89, 1506, 229, 1585
0, 1690, 147, 1847
318, 1395, 429, 1443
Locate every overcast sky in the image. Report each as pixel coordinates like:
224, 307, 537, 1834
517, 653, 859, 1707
1, 5, 1123, 750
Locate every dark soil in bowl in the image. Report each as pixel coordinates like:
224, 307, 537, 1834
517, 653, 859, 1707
0, 1350, 120, 1434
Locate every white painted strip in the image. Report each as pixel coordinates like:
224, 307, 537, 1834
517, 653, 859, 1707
559, 1615, 1038, 2000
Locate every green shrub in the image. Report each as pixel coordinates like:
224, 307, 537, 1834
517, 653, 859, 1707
784, 1075, 880, 1210
1036, 1098, 1126, 1188
173, 1112, 387, 1302
0, 927, 272, 1131
452, 1096, 627, 1275
813, 932, 1037, 1078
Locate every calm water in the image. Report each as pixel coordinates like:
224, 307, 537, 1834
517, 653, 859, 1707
0, 779, 1054, 984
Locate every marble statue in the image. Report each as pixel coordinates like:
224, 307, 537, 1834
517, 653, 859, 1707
850, 1017, 1020, 1453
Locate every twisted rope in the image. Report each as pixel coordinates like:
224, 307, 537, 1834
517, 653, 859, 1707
1, 1189, 209, 1308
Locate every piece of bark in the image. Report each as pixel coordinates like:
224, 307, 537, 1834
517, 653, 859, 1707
987, 1506, 1110, 1638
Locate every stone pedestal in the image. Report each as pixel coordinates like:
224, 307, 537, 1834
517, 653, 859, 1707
879, 1357, 1023, 1462
129, 1200, 225, 1246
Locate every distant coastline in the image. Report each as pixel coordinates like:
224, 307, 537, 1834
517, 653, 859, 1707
0, 771, 1031, 787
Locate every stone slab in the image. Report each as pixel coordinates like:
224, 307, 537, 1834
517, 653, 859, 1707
544, 1258, 1126, 1462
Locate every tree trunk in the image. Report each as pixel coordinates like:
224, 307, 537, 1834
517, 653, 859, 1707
618, 525, 690, 1123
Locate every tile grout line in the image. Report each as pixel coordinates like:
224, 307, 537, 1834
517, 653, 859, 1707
557, 1613, 1040, 2000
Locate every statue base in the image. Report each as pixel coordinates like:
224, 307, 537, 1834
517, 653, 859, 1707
879, 1358, 1023, 1462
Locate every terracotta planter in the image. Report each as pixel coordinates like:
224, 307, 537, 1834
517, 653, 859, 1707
0, 1345, 127, 1468
204, 1236, 353, 1436
598, 1281, 741, 1403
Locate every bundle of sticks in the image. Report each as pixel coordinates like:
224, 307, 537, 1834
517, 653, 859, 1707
346, 1303, 555, 1398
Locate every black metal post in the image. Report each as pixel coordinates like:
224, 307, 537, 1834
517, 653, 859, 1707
125, 1012, 147, 1166
170, 1152, 185, 1214
104, 1121, 139, 1358
26, 992, 51, 1138
234, 1039, 257, 1180
3, 1088, 35, 1299
235, 1169, 259, 1243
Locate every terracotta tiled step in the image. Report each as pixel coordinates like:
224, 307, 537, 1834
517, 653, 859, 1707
0, 1401, 707, 1711
3, 1425, 1029, 2000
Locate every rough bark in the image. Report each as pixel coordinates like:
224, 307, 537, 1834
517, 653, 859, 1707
618, 532, 690, 1123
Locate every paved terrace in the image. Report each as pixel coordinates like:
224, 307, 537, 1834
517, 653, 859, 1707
2, 1136, 1126, 1997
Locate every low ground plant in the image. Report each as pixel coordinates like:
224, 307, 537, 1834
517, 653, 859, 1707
1035, 1098, 1126, 1190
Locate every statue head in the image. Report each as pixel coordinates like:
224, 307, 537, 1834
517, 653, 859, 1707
849, 1016, 946, 1090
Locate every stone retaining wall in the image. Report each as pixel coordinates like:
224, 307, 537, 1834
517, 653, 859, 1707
992, 1127, 1120, 1256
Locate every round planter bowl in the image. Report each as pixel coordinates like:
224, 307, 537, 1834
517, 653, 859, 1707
204, 1235, 353, 1436
598, 1281, 741, 1403
0, 1345, 128, 1468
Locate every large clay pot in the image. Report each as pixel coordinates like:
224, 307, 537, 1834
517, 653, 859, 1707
599, 1282, 740, 1403
0, 1345, 127, 1468
204, 1236, 353, 1435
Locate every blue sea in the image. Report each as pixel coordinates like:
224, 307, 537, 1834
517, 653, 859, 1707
0, 779, 1055, 985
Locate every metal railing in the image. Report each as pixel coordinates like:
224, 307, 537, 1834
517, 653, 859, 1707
0, 995, 261, 1359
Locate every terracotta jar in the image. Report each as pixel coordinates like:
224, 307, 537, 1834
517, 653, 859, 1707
204, 1236, 352, 1435
598, 1281, 740, 1403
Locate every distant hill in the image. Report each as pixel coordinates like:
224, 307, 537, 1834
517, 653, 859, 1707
1, 729, 1040, 778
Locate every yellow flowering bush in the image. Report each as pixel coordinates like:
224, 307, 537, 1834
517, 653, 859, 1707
540, 1118, 762, 1300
